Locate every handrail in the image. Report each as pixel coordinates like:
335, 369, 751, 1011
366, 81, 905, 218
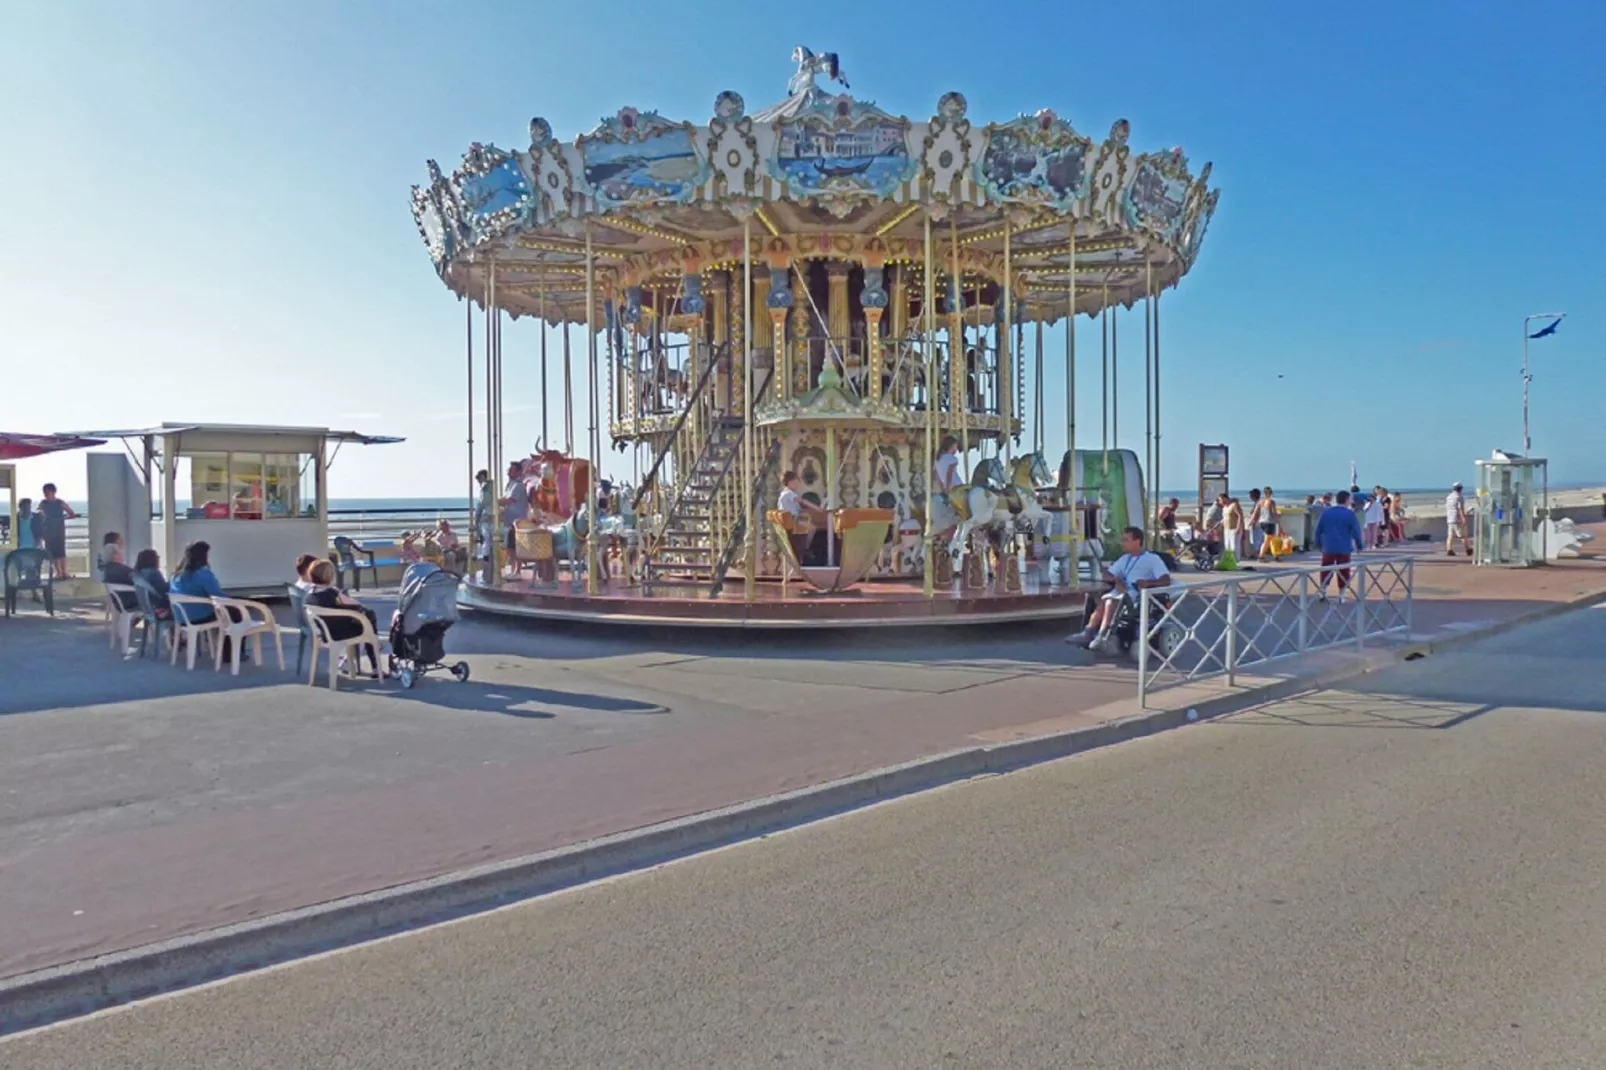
631, 341, 726, 513
709, 435, 783, 598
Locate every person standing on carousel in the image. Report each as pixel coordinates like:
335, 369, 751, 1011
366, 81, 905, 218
500, 461, 530, 576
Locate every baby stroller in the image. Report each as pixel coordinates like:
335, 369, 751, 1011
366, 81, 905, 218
388, 562, 470, 689
1169, 522, 1221, 573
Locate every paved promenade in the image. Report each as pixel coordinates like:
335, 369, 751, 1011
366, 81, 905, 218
0, 537, 1602, 984
8, 603, 1606, 1067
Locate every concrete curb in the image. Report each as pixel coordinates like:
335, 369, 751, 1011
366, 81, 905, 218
5, 585, 1605, 1035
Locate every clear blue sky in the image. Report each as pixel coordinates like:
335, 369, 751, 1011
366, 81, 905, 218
3, 0, 1601, 501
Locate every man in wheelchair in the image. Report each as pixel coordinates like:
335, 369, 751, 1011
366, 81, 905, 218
1066, 525, 1174, 652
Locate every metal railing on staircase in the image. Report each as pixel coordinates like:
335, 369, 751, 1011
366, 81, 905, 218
709, 433, 783, 599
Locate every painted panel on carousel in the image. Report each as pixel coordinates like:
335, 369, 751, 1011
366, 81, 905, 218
920, 91, 974, 204
706, 91, 759, 198
525, 117, 576, 222
1123, 148, 1191, 245
451, 143, 534, 246
975, 109, 1092, 210
579, 108, 708, 210
770, 96, 915, 202
1178, 164, 1218, 266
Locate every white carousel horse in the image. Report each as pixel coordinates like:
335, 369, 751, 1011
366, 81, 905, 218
947, 457, 1015, 573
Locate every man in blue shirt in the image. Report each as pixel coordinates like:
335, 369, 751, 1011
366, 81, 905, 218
1066, 526, 1172, 649
1313, 490, 1366, 602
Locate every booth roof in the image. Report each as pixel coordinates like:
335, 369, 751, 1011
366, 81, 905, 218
0, 432, 107, 461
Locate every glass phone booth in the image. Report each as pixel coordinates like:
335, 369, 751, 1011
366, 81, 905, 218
1474, 455, 1547, 567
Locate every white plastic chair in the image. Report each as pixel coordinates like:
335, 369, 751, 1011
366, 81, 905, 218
104, 583, 139, 653
303, 605, 387, 690
167, 594, 223, 670
211, 596, 294, 675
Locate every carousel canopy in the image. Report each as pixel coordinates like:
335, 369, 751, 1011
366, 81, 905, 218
410, 48, 1219, 327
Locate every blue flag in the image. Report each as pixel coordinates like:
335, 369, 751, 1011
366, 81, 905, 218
1528, 318, 1562, 339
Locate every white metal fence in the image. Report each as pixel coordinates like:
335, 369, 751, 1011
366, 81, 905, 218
1136, 555, 1415, 706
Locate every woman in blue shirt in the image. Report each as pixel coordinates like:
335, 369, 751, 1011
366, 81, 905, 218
169, 540, 225, 623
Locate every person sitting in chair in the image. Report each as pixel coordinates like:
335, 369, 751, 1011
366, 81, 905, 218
779, 470, 829, 566
305, 559, 380, 673
1066, 526, 1172, 649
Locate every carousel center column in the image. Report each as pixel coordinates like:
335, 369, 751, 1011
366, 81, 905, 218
826, 261, 851, 381
862, 260, 888, 403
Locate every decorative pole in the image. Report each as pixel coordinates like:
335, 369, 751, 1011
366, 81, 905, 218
584, 220, 600, 595
562, 322, 574, 456
922, 215, 937, 599
485, 262, 501, 586
948, 217, 967, 479
1144, 258, 1153, 542
539, 282, 549, 448
1000, 216, 1013, 460
1067, 230, 1079, 589
1153, 284, 1162, 537
743, 216, 757, 601
465, 294, 475, 574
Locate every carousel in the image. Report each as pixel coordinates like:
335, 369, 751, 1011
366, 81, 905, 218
410, 49, 1219, 627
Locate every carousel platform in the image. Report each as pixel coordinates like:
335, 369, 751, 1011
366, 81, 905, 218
459, 573, 1091, 629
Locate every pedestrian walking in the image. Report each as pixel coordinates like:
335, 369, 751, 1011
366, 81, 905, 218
1445, 482, 1472, 556
1314, 490, 1365, 602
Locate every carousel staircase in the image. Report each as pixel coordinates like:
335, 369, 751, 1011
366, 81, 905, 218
708, 437, 784, 598
642, 417, 746, 592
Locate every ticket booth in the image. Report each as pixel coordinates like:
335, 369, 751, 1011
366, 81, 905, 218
81, 424, 401, 594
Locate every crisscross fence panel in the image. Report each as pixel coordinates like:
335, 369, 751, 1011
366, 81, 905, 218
1137, 555, 1414, 706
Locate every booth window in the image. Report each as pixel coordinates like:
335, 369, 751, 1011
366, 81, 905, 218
263, 453, 307, 518
188, 453, 230, 519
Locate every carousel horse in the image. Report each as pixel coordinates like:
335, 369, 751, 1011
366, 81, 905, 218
947, 456, 1015, 574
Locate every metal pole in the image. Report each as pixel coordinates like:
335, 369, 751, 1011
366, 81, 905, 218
585, 220, 599, 595
922, 214, 936, 599
563, 322, 574, 456
1067, 229, 1078, 589
1110, 293, 1118, 450
743, 216, 756, 601
1523, 318, 1531, 457
1100, 287, 1108, 457
466, 296, 475, 572
1138, 589, 1150, 707
1144, 260, 1153, 542
1153, 286, 1162, 540
1034, 319, 1044, 454
1355, 563, 1367, 650
1296, 572, 1308, 653
1001, 217, 1012, 462
540, 284, 549, 448
486, 264, 501, 585
1225, 582, 1238, 686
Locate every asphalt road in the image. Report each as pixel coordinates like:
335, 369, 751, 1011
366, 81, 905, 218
6, 604, 1606, 1068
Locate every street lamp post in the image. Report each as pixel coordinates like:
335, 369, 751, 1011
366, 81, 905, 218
1522, 312, 1565, 456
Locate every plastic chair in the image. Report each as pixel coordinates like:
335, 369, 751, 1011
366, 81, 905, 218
332, 538, 378, 591
131, 575, 172, 658
3, 548, 55, 617
211, 596, 293, 675
104, 583, 139, 652
167, 594, 223, 670
304, 605, 387, 690
286, 583, 313, 675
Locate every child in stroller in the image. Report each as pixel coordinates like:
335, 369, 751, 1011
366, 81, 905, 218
388, 562, 470, 689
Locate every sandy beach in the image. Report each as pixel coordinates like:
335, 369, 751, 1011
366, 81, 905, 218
1165, 485, 1606, 522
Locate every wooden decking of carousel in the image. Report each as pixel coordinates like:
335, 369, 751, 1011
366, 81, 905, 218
458, 571, 1091, 628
